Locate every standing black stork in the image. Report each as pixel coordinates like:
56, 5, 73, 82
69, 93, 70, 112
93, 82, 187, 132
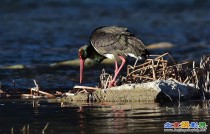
79, 26, 149, 87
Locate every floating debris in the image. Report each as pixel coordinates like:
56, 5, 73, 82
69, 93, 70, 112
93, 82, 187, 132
1, 53, 210, 102
22, 80, 55, 99
63, 53, 210, 102
0, 81, 11, 98
0, 89, 11, 98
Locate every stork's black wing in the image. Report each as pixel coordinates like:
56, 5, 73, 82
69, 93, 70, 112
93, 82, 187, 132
90, 26, 148, 58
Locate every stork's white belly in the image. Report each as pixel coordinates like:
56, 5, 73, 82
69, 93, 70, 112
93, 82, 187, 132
104, 53, 142, 59
127, 53, 142, 59
104, 54, 115, 59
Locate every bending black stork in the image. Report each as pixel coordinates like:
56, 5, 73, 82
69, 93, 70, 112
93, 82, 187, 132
79, 26, 149, 87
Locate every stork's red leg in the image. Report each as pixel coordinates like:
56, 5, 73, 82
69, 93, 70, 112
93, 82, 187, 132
115, 60, 118, 74
109, 55, 126, 87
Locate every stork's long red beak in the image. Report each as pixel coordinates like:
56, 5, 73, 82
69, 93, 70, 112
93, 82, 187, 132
80, 57, 84, 84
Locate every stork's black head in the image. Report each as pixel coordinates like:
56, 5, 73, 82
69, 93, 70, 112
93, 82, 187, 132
78, 45, 89, 84
78, 45, 88, 60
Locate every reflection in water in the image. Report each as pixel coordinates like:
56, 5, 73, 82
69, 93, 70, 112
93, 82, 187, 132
79, 113, 85, 134
32, 100, 40, 108
60, 101, 210, 133
0, 99, 210, 133
112, 107, 127, 133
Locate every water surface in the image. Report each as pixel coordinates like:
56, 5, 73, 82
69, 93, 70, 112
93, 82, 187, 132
1, 0, 210, 89
0, 99, 209, 133
1, 1, 210, 133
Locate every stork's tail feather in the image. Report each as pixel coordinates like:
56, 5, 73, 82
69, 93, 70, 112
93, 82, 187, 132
145, 49, 150, 56
141, 49, 150, 60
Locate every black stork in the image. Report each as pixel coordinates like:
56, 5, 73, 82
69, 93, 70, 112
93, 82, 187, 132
79, 26, 149, 87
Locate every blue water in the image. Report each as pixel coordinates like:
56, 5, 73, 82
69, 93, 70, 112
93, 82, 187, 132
1, 0, 210, 89
0, 99, 210, 134
1, 1, 210, 133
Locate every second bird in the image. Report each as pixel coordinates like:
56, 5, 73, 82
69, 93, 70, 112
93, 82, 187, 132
78, 26, 149, 87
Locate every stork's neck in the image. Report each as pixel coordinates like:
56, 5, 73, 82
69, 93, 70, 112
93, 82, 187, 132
86, 45, 106, 63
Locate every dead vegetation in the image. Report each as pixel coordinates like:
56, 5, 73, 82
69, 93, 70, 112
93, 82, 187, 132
21, 80, 55, 99
99, 53, 210, 94
65, 53, 210, 102
23, 53, 210, 101
1, 53, 210, 101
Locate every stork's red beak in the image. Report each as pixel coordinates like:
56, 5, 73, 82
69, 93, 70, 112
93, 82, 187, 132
80, 57, 84, 84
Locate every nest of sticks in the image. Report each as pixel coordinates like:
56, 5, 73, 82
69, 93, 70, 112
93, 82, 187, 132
100, 53, 210, 93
